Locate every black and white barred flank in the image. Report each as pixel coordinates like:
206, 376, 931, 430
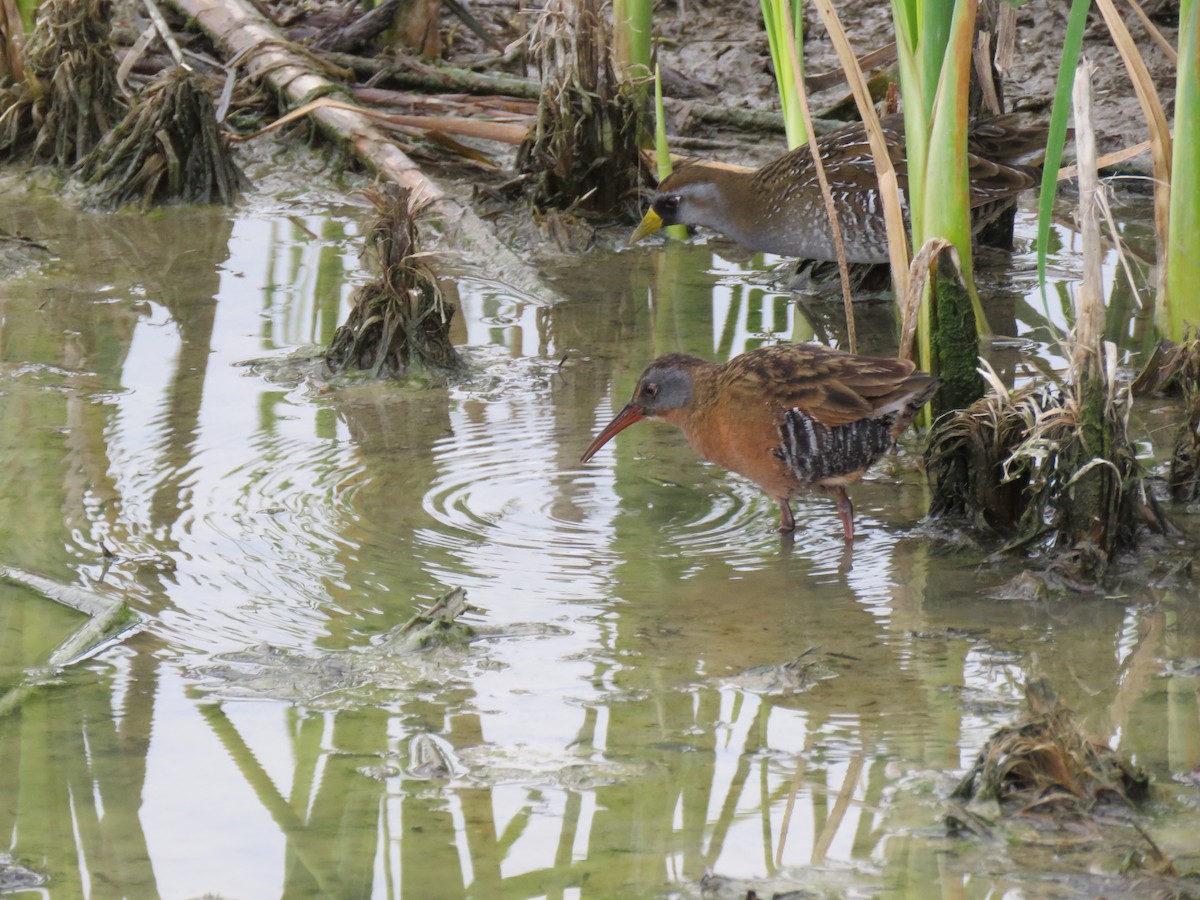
774, 409, 898, 484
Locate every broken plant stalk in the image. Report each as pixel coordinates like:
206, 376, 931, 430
517, 0, 645, 215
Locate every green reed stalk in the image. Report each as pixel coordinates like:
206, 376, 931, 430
920, 1, 978, 274
760, 0, 806, 148
1163, 0, 1200, 339
891, 0, 981, 396
890, 0, 948, 243
653, 64, 670, 181
653, 64, 688, 241
931, 7, 981, 408
613, 0, 653, 91
890, 17, 926, 244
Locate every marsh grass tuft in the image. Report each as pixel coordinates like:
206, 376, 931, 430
79, 68, 245, 208
928, 60, 1166, 576
947, 677, 1174, 876
947, 679, 1182, 884
926, 353, 1165, 570
953, 678, 1150, 817
0, 0, 123, 166
326, 183, 463, 378
517, 0, 645, 217
925, 365, 1039, 535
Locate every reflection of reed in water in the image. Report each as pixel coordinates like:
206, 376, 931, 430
0, 640, 160, 896
0, 197, 230, 900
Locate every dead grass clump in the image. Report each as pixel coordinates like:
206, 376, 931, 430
926, 357, 1165, 574
0, 0, 123, 166
326, 183, 463, 378
953, 679, 1149, 819
926, 375, 1041, 534
947, 680, 1181, 882
933, 65, 1164, 577
516, 0, 645, 216
78, 68, 245, 208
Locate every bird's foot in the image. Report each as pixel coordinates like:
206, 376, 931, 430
777, 499, 796, 533
836, 487, 855, 545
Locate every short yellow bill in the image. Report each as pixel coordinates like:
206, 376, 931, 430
629, 209, 664, 244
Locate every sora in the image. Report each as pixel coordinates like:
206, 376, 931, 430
581, 343, 939, 542
630, 115, 1047, 263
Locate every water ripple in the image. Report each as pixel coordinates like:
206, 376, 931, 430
416, 385, 623, 598
115, 430, 364, 654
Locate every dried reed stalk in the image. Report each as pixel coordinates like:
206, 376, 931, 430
517, 0, 644, 215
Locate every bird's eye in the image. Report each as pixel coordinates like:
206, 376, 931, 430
642, 383, 658, 399
659, 196, 680, 213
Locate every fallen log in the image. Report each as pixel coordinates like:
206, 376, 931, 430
231, 96, 530, 146
166, 0, 560, 302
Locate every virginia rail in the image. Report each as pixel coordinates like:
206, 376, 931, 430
581, 343, 939, 542
630, 115, 1047, 263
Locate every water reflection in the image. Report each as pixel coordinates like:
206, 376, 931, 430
1, 188, 1197, 898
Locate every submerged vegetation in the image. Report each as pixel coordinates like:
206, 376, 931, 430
952, 679, 1150, 819
947, 678, 1185, 888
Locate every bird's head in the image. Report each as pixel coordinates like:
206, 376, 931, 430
629, 167, 733, 244
580, 355, 706, 462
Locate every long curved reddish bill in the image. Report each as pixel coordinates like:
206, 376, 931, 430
580, 403, 646, 462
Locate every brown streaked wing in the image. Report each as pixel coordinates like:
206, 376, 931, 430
716, 344, 918, 428
750, 115, 909, 197
966, 117, 1047, 208
967, 116, 1049, 168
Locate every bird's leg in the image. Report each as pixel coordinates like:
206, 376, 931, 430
835, 486, 855, 544
777, 498, 796, 533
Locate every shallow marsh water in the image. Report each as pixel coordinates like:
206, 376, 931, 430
1, 175, 1199, 899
